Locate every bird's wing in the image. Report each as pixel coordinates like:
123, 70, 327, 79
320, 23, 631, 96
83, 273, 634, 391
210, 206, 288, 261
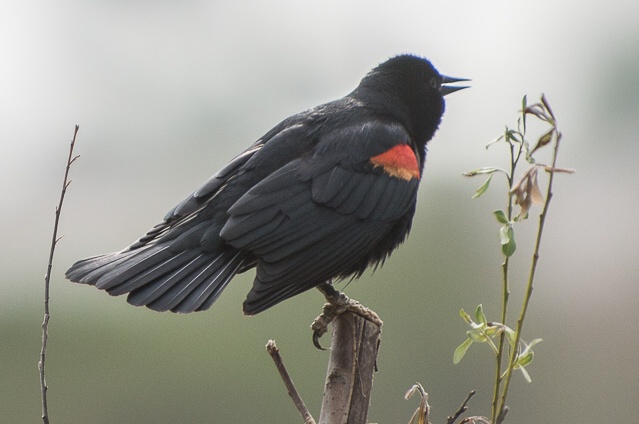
64, 142, 261, 313
65, 118, 319, 313
126, 141, 264, 251
219, 121, 422, 314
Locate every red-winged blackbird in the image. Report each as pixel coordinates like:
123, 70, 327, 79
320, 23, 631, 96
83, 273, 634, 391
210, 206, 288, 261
66, 54, 467, 315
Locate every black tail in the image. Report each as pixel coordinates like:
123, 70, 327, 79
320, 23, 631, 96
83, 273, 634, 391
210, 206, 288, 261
66, 244, 247, 313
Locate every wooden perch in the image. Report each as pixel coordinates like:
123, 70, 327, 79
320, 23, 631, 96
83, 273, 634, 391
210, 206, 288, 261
268, 287, 382, 424
318, 311, 382, 424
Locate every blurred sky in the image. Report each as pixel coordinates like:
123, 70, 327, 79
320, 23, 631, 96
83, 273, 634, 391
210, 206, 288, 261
2, 0, 639, 423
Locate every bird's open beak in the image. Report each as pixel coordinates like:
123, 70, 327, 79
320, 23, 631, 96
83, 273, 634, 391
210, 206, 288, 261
440, 75, 470, 96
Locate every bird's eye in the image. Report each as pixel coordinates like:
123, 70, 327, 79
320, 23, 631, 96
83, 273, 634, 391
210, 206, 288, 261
429, 77, 440, 89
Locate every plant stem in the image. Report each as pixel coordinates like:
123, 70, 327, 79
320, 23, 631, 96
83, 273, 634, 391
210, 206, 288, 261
491, 258, 508, 423
40, 125, 80, 424
497, 130, 562, 421
491, 136, 517, 423
266, 340, 316, 424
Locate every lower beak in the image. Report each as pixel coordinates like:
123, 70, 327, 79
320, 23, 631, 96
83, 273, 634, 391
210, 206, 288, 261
440, 75, 470, 96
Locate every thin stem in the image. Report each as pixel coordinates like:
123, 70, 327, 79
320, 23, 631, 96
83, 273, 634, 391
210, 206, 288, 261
491, 257, 508, 422
266, 340, 316, 424
446, 391, 477, 424
497, 130, 562, 422
491, 133, 518, 423
40, 125, 80, 424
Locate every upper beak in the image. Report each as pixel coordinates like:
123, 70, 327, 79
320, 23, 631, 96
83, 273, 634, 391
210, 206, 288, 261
440, 75, 471, 96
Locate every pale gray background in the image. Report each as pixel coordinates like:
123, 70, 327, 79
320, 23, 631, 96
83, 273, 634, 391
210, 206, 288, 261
2, 1, 638, 423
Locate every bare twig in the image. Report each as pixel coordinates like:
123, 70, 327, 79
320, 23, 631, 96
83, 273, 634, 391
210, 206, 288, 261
40, 125, 80, 424
459, 417, 492, 424
446, 391, 476, 424
266, 340, 316, 424
271, 285, 382, 424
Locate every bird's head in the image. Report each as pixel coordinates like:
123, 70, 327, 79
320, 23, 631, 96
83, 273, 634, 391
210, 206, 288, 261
354, 54, 469, 145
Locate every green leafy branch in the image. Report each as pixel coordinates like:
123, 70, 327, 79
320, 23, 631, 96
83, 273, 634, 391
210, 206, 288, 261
459, 95, 573, 424
454, 305, 542, 384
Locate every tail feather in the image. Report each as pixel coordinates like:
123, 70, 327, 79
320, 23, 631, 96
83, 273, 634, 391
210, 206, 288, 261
124, 251, 207, 308
66, 250, 141, 286
106, 250, 197, 296
66, 244, 247, 313
97, 246, 174, 291
170, 251, 245, 313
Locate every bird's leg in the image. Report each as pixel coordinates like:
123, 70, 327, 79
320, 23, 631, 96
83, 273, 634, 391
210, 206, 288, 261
311, 281, 383, 349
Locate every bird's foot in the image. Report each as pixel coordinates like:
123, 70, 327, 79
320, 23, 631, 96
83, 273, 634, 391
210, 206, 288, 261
311, 282, 383, 349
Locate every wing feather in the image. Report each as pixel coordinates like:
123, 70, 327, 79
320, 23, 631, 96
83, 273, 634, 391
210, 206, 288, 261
244, 219, 392, 314
220, 122, 422, 313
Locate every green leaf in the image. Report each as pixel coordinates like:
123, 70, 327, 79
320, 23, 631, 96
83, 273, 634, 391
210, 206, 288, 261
517, 350, 535, 367
493, 210, 509, 224
519, 366, 532, 383
498, 224, 511, 245
528, 338, 543, 348
522, 95, 528, 133
464, 167, 500, 177
453, 338, 473, 364
483, 324, 503, 338
467, 329, 488, 342
504, 327, 517, 346
459, 308, 472, 324
475, 304, 487, 325
485, 135, 504, 149
530, 128, 554, 157
502, 235, 517, 257
518, 338, 543, 360
501, 226, 517, 256
505, 129, 523, 144
472, 174, 493, 199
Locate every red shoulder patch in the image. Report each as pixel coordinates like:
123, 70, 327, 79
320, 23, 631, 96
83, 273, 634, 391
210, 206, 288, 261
370, 144, 420, 180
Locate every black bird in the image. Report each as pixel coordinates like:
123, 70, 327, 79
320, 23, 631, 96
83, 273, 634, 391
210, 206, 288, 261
66, 54, 468, 316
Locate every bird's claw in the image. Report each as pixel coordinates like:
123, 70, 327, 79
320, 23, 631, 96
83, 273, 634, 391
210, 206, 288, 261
311, 283, 383, 350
